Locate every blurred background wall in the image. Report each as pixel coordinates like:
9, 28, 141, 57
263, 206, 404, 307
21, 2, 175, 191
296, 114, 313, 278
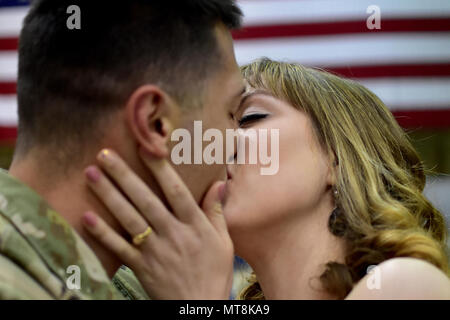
1, 0, 450, 298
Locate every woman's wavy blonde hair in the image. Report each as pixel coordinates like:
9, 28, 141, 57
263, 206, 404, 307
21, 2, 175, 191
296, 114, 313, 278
238, 58, 450, 300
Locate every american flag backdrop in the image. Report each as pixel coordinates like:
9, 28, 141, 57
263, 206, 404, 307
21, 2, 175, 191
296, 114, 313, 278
0, 1, 450, 208
233, 0, 450, 128
1, 0, 450, 139
1, 1, 450, 140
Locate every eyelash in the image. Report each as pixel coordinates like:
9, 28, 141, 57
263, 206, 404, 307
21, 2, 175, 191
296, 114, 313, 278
238, 113, 268, 127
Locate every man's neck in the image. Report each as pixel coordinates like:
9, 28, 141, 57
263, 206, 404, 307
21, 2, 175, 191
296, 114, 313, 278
9, 154, 122, 278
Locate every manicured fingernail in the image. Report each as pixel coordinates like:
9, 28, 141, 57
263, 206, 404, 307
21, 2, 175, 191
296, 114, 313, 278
85, 166, 101, 183
213, 202, 223, 215
82, 211, 97, 227
98, 149, 111, 162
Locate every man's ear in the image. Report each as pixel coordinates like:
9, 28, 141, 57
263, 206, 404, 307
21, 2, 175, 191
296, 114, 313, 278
125, 85, 178, 158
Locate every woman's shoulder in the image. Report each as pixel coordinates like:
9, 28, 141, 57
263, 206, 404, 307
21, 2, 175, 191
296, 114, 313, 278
345, 257, 450, 300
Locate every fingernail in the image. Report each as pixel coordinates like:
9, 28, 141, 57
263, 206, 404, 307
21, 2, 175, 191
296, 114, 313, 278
98, 149, 111, 162
85, 166, 101, 183
82, 211, 97, 227
213, 202, 223, 215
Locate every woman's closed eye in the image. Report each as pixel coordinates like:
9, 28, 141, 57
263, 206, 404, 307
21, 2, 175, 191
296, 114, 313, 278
238, 113, 269, 127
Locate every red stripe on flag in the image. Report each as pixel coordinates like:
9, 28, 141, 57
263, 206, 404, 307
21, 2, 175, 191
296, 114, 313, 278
0, 126, 17, 141
2, 18, 450, 51
393, 109, 450, 128
232, 18, 450, 40
1, 64, 450, 94
0, 82, 16, 94
325, 63, 450, 79
0, 37, 19, 51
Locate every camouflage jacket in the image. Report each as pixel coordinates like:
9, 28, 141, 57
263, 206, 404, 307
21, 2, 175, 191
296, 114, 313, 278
0, 169, 147, 300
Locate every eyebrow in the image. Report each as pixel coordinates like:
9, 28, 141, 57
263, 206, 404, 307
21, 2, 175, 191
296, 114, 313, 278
235, 89, 273, 115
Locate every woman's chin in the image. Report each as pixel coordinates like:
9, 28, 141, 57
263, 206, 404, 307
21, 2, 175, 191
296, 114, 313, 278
223, 207, 255, 237
222, 205, 237, 226
223, 206, 245, 231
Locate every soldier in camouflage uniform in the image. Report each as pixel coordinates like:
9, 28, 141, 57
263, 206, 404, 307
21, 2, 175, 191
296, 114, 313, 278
0, 168, 149, 299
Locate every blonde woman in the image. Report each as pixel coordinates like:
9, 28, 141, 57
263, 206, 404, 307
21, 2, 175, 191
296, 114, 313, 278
82, 58, 450, 299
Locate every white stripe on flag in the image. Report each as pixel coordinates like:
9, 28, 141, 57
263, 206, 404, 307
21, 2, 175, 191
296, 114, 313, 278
358, 77, 450, 110
2, 33, 450, 81
0, 7, 28, 37
0, 51, 17, 81
239, 0, 450, 26
0, 95, 17, 126
234, 32, 450, 67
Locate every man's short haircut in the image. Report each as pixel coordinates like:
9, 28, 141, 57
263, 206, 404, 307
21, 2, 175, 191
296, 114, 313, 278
16, 0, 242, 156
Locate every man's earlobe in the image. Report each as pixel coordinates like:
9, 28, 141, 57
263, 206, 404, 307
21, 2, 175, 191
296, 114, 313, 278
144, 117, 172, 158
126, 85, 176, 159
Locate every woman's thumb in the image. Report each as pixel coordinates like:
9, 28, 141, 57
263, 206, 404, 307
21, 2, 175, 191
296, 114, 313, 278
202, 181, 228, 237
